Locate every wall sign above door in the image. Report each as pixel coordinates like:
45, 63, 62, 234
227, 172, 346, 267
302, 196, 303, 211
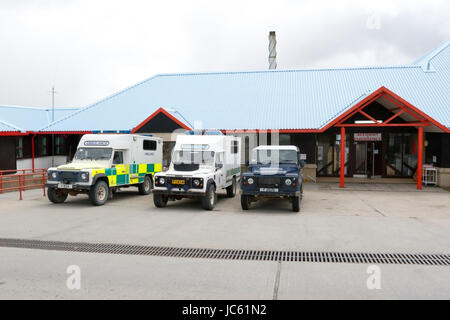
354, 133, 382, 141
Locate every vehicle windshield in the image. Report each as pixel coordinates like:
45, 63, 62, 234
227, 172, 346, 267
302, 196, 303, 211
173, 150, 215, 165
74, 148, 113, 161
251, 149, 298, 165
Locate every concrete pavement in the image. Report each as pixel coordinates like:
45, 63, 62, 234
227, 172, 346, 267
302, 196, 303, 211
0, 183, 449, 299
0, 184, 448, 253
0, 247, 448, 299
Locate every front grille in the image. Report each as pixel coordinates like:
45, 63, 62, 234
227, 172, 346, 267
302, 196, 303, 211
0, 238, 448, 266
258, 177, 280, 187
173, 163, 199, 171
59, 171, 81, 183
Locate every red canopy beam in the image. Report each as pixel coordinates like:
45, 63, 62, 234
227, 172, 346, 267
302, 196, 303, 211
336, 122, 430, 127
384, 109, 405, 124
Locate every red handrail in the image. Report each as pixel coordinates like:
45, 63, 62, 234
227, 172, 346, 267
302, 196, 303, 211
0, 168, 47, 199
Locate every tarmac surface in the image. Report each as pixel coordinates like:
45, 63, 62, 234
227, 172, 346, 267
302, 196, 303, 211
0, 183, 449, 299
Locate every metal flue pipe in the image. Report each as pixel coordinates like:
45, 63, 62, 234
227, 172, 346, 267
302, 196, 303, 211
268, 31, 277, 69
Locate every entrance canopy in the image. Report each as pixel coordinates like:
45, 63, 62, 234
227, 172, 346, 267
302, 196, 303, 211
326, 86, 448, 133
326, 86, 448, 190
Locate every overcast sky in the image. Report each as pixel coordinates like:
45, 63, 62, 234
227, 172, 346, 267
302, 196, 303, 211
0, 0, 449, 109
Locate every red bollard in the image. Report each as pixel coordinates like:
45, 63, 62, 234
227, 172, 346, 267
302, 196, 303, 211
42, 171, 46, 197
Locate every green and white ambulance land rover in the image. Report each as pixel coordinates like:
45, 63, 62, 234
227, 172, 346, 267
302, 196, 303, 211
46, 134, 162, 206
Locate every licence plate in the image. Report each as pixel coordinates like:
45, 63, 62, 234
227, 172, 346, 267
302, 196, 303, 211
58, 183, 73, 189
260, 188, 278, 192
171, 179, 185, 185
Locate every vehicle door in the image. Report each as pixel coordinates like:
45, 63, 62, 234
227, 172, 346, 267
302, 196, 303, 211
215, 152, 225, 188
113, 150, 128, 185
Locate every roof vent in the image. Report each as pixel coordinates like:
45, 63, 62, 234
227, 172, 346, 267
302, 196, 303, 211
268, 31, 277, 69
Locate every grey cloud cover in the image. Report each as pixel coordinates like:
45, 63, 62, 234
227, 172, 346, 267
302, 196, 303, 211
0, 0, 449, 109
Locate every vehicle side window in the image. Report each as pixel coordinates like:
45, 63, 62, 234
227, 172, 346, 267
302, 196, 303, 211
143, 140, 157, 151
216, 152, 224, 169
113, 151, 123, 164
231, 140, 238, 154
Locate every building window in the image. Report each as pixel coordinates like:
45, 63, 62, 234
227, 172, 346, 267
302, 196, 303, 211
231, 140, 238, 154
16, 137, 24, 159
55, 135, 66, 155
38, 136, 48, 156
279, 134, 291, 145
143, 140, 157, 151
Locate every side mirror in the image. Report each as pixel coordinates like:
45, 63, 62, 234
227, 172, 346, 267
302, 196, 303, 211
299, 160, 306, 168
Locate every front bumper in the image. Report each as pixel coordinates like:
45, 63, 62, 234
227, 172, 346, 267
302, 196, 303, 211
153, 188, 206, 197
46, 181, 91, 191
240, 189, 300, 197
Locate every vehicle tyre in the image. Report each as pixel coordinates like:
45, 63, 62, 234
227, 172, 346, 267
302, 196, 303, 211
226, 177, 236, 198
241, 195, 250, 210
138, 175, 153, 195
47, 188, 68, 204
202, 183, 216, 210
292, 196, 300, 212
153, 193, 168, 208
89, 180, 109, 206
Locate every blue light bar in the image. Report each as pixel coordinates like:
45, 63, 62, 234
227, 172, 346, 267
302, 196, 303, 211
92, 130, 131, 134
184, 130, 223, 135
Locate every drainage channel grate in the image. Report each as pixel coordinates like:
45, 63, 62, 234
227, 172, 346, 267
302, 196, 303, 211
0, 238, 449, 266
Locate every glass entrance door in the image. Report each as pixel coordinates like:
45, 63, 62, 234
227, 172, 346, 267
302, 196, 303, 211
353, 141, 383, 178
354, 142, 367, 177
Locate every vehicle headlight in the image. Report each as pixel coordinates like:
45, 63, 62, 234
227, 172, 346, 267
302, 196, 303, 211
247, 178, 254, 185
193, 179, 200, 186
285, 178, 292, 186
159, 177, 165, 185
51, 172, 58, 179
81, 172, 89, 181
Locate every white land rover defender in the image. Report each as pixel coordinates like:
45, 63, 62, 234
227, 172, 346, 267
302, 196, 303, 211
153, 131, 241, 210
46, 134, 162, 206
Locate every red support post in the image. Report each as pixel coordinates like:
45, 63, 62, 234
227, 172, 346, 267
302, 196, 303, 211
340, 127, 345, 188
417, 126, 423, 190
31, 134, 35, 172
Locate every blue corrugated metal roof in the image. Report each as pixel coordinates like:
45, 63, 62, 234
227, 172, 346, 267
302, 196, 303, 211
40, 40, 450, 132
0, 119, 21, 132
0, 105, 79, 132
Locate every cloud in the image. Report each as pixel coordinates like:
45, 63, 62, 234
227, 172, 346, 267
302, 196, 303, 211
0, 0, 449, 108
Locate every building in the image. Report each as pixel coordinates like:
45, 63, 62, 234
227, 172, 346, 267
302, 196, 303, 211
0, 105, 79, 170
1, 40, 449, 188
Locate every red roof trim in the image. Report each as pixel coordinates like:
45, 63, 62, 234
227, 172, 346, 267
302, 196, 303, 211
0, 131, 27, 136
131, 107, 191, 133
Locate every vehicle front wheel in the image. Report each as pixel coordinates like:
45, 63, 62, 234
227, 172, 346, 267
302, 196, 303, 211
89, 180, 109, 206
241, 195, 250, 210
202, 184, 217, 210
138, 175, 153, 195
292, 196, 300, 212
47, 188, 68, 204
153, 193, 168, 208
226, 177, 236, 198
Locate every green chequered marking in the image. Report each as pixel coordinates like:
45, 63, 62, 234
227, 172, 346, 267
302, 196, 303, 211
147, 164, 154, 173
116, 174, 127, 185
